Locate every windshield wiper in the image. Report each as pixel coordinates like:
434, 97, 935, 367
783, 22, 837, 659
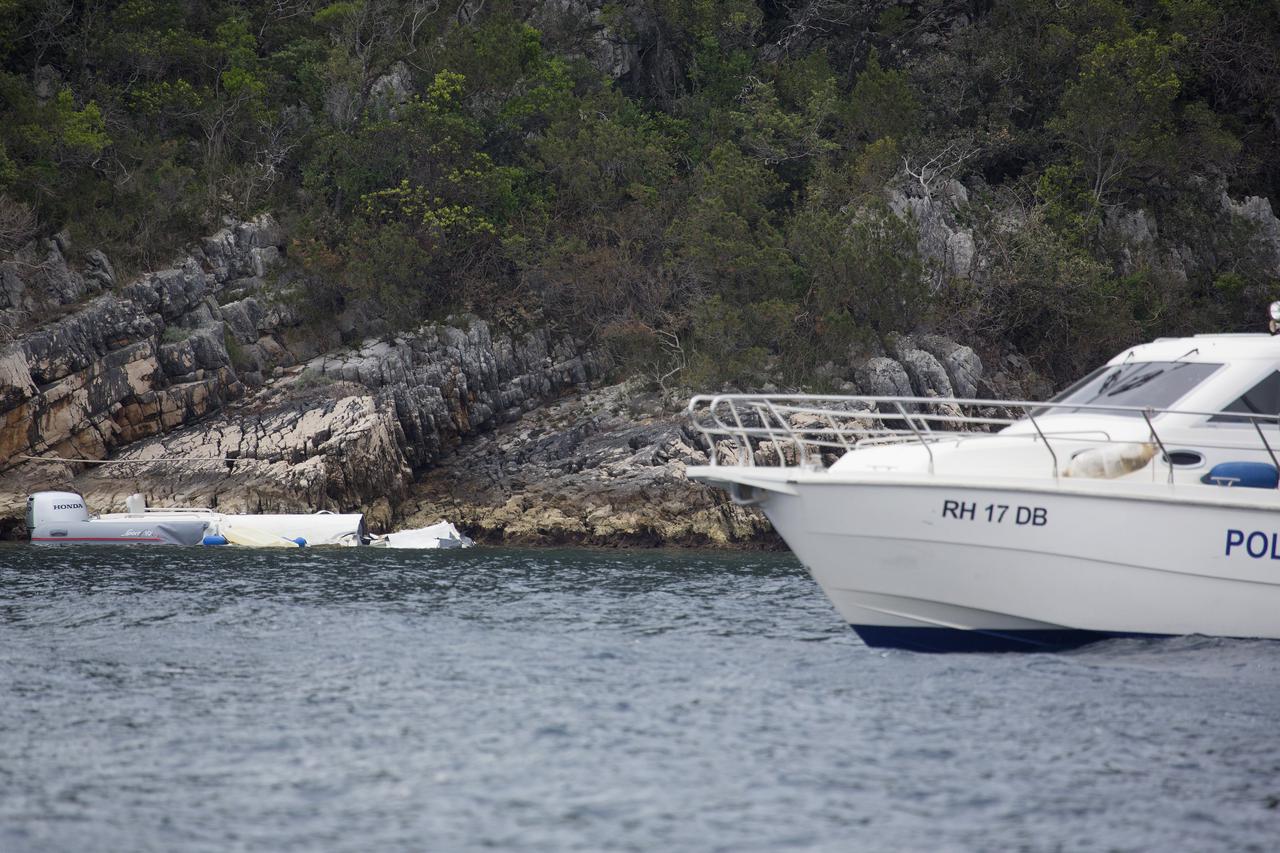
1096, 369, 1122, 395
1107, 367, 1165, 396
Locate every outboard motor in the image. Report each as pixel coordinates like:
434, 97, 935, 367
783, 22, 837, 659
27, 491, 89, 531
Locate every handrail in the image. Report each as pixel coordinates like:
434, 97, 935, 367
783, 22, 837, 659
1252, 419, 1280, 472
1140, 408, 1174, 484
688, 392, 1280, 423
894, 401, 934, 474
139, 506, 216, 514
1022, 405, 1058, 480
686, 393, 1280, 480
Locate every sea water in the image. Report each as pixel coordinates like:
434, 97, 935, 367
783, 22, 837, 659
1, 545, 1278, 852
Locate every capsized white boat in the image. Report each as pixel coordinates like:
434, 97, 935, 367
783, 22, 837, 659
27, 491, 369, 546
26, 492, 471, 549
375, 520, 473, 549
687, 326, 1280, 652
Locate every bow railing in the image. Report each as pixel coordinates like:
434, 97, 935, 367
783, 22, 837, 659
686, 394, 1280, 482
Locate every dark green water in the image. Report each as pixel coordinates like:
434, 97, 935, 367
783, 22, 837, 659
1, 545, 1278, 852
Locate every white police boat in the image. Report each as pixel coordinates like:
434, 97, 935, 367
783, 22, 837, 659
26, 491, 472, 548
687, 326, 1280, 652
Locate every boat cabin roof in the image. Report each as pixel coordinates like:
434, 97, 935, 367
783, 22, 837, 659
1116, 333, 1280, 364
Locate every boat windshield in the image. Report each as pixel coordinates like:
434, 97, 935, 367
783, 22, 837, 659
1044, 361, 1223, 416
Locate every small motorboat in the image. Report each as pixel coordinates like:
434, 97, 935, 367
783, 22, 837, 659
26, 491, 471, 549
687, 310, 1280, 652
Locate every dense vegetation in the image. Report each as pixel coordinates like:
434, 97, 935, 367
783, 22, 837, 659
2, 1, 1278, 387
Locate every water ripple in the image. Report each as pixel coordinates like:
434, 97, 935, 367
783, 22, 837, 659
2, 544, 1279, 852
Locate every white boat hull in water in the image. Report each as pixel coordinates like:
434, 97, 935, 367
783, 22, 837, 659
714, 471, 1280, 651
25, 492, 471, 549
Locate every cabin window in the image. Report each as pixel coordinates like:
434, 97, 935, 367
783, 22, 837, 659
1208, 371, 1280, 424
1047, 361, 1222, 416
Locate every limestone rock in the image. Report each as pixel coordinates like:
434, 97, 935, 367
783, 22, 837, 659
916, 335, 985, 399
23, 238, 93, 306
1, 280, 605, 535
400, 383, 776, 547
0, 216, 299, 529
0, 342, 36, 403
1223, 193, 1280, 277
220, 298, 265, 344
158, 324, 230, 377
85, 249, 117, 290
855, 356, 914, 398
894, 344, 954, 398
74, 390, 412, 522
20, 296, 159, 385
531, 1, 637, 80
889, 179, 976, 283
202, 214, 285, 284
1107, 207, 1158, 248
369, 61, 414, 117
1104, 207, 1165, 275
946, 230, 976, 278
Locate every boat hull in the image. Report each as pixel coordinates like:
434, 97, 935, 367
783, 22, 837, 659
31, 518, 210, 545
25, 491, 380, 547
750, 477, 1280, 651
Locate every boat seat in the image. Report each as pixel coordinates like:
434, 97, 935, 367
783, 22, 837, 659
1200, 461, 1279, 489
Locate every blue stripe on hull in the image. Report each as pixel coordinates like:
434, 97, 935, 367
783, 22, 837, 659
851, 625, 1168, 653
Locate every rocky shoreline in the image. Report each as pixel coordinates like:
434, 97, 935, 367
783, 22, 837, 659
399, 383, 777, 548
1, 217, 993, 547
0, 217, 605, 538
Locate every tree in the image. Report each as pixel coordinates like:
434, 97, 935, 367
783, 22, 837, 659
957, 201, 1134, 380
673, 142, 796, 303
1048, 30, 1184, 217
790, 196, 924, 347
845, 50, 918, 145
0, 192, 37, 252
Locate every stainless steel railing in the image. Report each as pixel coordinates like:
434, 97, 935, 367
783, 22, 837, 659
686, 394, 1280, 481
